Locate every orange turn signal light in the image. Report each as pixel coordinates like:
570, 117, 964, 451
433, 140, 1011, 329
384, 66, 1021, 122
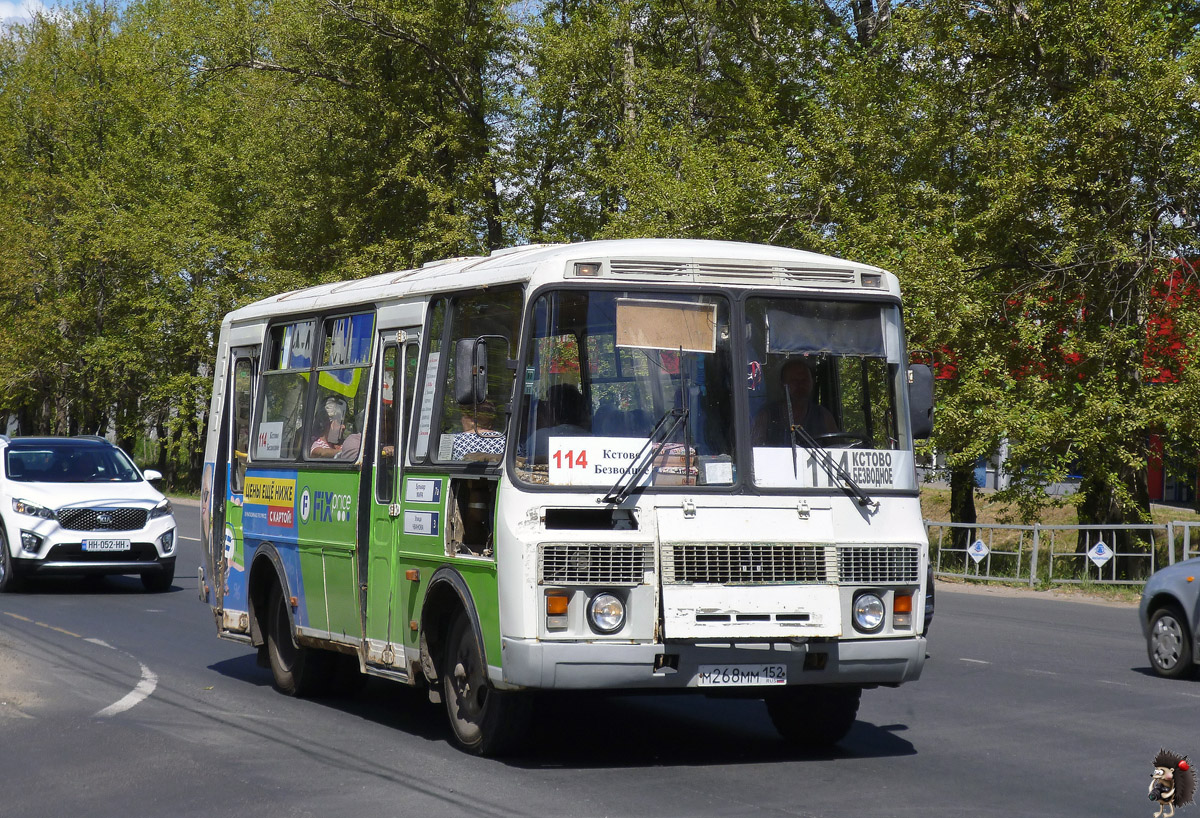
546, 593, 569, 615
405, 569, 420, 581
894, 593, 913, 613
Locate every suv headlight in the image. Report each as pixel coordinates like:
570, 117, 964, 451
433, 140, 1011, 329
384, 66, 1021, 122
148, 499, 173, 520
12, 498, 55, 519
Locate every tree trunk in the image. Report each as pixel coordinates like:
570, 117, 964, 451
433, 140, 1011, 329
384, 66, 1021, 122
949, 463, 977, 553
1076, 460, 1152, 579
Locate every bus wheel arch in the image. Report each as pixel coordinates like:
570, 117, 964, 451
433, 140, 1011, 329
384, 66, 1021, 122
419, 568, 481, 689
247, 544, 287, 649
419, 568, 529, 755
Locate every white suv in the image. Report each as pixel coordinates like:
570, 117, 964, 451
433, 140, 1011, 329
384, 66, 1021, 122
0, 436, 178, 592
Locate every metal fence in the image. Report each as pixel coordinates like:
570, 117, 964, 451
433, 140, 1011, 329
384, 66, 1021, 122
927, 520, 1199, 586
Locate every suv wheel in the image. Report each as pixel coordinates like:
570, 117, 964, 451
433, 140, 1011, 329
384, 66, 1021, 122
141, 560, 175, 593
0, 535, 21, 593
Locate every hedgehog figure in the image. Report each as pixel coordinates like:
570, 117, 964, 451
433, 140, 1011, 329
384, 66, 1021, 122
1150, 749, 1197, 817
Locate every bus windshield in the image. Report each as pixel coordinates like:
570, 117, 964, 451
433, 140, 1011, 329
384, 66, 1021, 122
746, 296, 913, 491
513, 289, 913, 493
514, 289, 735, 488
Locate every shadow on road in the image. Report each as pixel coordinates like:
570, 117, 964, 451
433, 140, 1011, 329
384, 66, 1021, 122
9, 574, 189, 595
205, 648, 918, 767
1130, 665, 1200, 682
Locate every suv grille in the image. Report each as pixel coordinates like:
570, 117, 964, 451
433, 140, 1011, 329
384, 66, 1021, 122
57, 507, 149, 532
539, 543, 653, 586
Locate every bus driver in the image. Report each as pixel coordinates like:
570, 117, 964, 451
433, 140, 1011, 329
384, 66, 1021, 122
752, 358, 838, 446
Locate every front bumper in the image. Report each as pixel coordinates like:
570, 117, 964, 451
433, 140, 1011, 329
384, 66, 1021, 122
9, 519, 178, 577
498, 636, 926, 690
15, 552, 175, 577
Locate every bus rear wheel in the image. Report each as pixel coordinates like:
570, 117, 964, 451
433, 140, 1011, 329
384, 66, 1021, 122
765, 686, 861, 749
442, 613, 529, 756
266, 584, 332, 697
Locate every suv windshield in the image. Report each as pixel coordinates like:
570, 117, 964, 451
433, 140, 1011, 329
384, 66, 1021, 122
514, 290, 734, 489
5, 443, 142, 483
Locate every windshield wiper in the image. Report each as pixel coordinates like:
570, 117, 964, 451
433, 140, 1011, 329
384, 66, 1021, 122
602, 406, 689, 505
787, 413, 877, 511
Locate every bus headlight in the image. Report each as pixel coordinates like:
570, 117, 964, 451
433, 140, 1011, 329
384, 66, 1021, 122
852, 592, 885, 633
587, 592, 626, 634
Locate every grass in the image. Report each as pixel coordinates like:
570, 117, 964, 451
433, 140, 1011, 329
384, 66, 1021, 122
921, 486, 1200, 596
919, 486, 1200, 526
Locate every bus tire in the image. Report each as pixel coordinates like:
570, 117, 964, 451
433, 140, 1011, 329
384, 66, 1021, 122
266, 584, 332, 697
765, 686, 861, 748
442, 613, 530, 756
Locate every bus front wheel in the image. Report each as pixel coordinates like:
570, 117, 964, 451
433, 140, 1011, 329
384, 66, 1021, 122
442, 613, 530, 756
765, 686, 861, 748
266, 584, 332, 697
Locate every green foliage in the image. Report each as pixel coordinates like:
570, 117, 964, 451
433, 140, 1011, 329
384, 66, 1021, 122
0, 0, 1196, 506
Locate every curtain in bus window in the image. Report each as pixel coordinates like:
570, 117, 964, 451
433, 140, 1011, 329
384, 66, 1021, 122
766, 302, 885, 357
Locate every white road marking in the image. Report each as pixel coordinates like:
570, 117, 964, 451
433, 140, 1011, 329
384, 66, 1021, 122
960, 658, 990, 664
179, 535, 200, 542
84, 638, 113, 649
1098, 680, 1130, 687
1027, 669, 1058, 676
95, 663, 158, 718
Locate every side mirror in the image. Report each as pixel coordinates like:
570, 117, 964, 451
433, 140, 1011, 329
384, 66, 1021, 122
144, 468, 163, 482
908, 364, 934, 440
455, 338, 488, 405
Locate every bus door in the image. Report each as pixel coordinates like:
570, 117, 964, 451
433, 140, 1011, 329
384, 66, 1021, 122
364, 331, 419, 674
217, 347, 257, 632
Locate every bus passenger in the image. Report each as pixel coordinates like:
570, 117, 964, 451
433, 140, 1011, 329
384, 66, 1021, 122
752, 358, 837, 446
453, 401, 506, 460
311, 397, 350, 458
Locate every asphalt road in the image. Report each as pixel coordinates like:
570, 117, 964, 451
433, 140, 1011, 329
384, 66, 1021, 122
1, 502, 1195, 818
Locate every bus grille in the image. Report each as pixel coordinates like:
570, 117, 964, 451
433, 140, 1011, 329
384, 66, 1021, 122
539, 543, 653, 586
57, 507, 149, 532
661, 543, 921, 585
662, 543, 834, 585
837, 545, 920, 583
607, 259, 858, 286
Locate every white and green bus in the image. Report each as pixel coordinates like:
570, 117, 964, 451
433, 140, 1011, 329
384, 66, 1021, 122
199, 238, 935, 755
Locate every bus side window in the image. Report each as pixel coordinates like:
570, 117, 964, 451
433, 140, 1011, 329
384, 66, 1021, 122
375, 345, 399, 502
306, 313, 374, 462
403, 340, 419, 438
436, 287, 522, 463
231, 358, 254, 494
256, 320, 316, 461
